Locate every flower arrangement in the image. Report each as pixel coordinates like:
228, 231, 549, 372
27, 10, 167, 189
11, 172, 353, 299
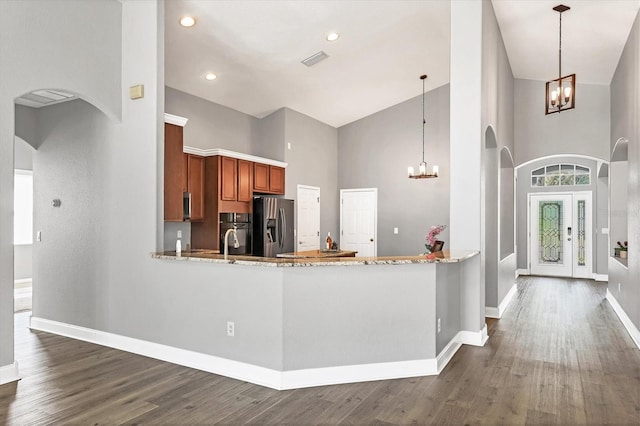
425, 225, 447, 253
617, 241, 628, 251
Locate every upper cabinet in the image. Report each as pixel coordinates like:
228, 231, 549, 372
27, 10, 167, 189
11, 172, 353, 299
253, 163, 285, 195
164, 122, 184, 222
186, 154, 205, 221
164, 114, 204, 222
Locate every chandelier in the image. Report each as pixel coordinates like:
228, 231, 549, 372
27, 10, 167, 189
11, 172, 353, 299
545, 4, 575, 115
408, 75, 438, 179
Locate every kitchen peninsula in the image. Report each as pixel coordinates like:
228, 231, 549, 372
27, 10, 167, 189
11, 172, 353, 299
150, 249, 485, 390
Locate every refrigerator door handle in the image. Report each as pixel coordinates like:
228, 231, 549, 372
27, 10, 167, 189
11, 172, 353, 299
281, 208, 286, 248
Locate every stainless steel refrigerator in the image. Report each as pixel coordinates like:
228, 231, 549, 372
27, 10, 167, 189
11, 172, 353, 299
253, 197, 294, 257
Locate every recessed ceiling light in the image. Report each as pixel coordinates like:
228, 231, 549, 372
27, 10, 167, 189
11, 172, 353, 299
326, 32, 340, 42
205, 73, 217, 81
180, 16, 196, 27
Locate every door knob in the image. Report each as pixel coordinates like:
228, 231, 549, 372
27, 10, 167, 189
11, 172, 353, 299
299, 241, 302, 244
370, 238, 374, 242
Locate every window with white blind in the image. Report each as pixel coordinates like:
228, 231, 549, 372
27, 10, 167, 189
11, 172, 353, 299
14, 170, 33, 245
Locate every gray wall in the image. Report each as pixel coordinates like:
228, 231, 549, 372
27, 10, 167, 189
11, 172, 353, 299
255, 108, 285, 162
514, 79, 610, 165
32, 99, 106, 327
0, 0, 123, 369
165, 86, 259, 152
609, 10, 639, 332
338, 84, 450, 256
435, 263, 460, 353
515, 156, 607, 275
283, 265, 436, 369
500, 148, 515, 259
14, 136, 34, 170
13, 245, 32, 281
482, 1, 516, 310
283, 108, 339, 240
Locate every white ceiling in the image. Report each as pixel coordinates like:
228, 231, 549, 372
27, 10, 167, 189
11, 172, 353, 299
165, 1, 450, 128
165, 1, 639, 128
491, 0, 640, 85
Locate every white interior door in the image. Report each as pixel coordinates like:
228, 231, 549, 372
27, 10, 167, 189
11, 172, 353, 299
529, 192, 592, 278
340, 188, 377, 257
296, 185, 320, 251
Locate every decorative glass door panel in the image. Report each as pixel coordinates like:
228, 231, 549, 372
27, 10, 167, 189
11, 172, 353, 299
529, 192, 591, 278
539, 201, 564, 264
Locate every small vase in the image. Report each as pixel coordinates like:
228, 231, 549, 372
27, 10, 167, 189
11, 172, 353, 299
620, 250, 628, 259
614, 248, 621, 257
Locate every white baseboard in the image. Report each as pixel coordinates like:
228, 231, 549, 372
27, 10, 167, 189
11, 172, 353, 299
436, 334, 463, 373
485, 283, 518, 319
516, 269, 529, 277
30, 316, 474, 390
459, 324, 488, 346
606, 290, 640, 350
30, 317, 281, 389
281, 358, 439, 389
0, 361, 20, 385
593, 273, 608, 282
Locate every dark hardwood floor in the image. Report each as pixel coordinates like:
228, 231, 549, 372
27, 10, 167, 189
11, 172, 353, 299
1, 276, 639, 424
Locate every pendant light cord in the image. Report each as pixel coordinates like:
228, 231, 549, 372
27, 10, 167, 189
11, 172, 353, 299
422, 76, 425, 164
558, 11, 562, 85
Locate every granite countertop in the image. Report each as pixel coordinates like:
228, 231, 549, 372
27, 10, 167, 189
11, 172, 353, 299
276, 249, 358, 259
152, 249, 479, 267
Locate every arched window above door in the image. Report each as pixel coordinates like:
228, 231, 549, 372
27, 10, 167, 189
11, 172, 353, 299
531, 164, 590, 187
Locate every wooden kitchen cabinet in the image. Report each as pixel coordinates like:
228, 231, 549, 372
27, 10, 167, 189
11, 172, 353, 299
237, 160, 253, 202
164, 123, 184, 222
269, 166, 285, 194
220, 156, 238, 201
253, 163, 270, 193
186, 155, 205, 221
253, 162, 285, 195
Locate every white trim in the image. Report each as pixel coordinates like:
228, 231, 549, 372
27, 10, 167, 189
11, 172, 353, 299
515, 153, 609, 170
593, 273, 609, 282
0, 361, 20, 385
30, 317, 281, 389
29, 316, 477, 390
458, 324, 488, 346
164, 113, 188, 127
182, 147, 288, 168
606, 290, 640, 350
485, 283, 517, 319
14, 278, 32, 285
281, 358, 438, 390
517, 268, 530, 276
436, 334, 463, 373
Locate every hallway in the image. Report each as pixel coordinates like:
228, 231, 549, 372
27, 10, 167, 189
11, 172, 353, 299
0, 276, 639, 424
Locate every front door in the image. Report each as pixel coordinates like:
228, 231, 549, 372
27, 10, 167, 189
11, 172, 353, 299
340, 188, 377, 257
529, 192, 592, 278
296, 185, 320, 251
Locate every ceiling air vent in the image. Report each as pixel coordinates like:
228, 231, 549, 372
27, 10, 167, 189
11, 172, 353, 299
15, 89, 75, 108
301, 51, 329, 67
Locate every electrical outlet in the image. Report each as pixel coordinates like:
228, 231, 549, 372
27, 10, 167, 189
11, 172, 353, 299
227, 321, 235, 337
618, 282, 621, 293
36, 231, 42, 242
287, 142, 292, 150
177, 230, 182, 239
437, 318, 441, 333
393, 227, 398, 234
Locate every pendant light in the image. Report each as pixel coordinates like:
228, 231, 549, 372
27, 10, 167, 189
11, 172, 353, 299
408, 74, 438, 179
545, 4, 575, 115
